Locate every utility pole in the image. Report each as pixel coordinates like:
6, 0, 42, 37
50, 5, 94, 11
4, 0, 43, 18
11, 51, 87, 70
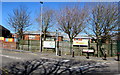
40, 1, 43, 52
56, 30, 58, 56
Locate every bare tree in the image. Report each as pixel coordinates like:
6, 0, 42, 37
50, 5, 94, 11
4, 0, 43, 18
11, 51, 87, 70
36, 8, 54, 40
86, 3, 119, 57
56, 5, 88, 54
7, 6, 32, 47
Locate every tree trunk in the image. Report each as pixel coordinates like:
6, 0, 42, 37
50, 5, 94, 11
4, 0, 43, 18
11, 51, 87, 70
98, 39, 103, 57
110, 40, 113, 57
96, 39, 100, 57
96, 42, 99, 57
43, 32, 46, 41
70, 39, 73, 55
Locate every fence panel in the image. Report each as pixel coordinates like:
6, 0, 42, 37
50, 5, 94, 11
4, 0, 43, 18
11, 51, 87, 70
19, 40, 118, 56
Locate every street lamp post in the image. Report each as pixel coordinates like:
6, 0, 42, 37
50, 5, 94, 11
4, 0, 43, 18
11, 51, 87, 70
56, 30, 58, 56
40, 1, 43, 52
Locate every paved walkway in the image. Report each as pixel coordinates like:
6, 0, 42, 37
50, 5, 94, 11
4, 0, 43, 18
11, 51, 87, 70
33, 52, 118, 62
1, 48, 119, 62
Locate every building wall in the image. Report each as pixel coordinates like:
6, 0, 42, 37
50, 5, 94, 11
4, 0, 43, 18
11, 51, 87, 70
23, 34, 63, 41
24, 34, 40, 40
74, 38, 91, 42
57, 36, 63, 41
0, 40, 16, 49
74, 38, 82, 41
0, 25, 12, 38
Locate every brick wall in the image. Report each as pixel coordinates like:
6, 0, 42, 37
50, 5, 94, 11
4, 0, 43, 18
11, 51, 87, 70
0, 41, 16, 49
58, 36, 63, 41
23, 34, 63, 41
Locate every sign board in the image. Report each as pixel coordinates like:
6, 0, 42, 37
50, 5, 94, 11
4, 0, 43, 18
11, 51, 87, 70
5, 38, 14, 42
73, 39, 88, 46
82, 49, 94, 53
0, 37, 4, 40
43, 41, 55, 48
29, 35, 35, 39
46, 37, 55, 41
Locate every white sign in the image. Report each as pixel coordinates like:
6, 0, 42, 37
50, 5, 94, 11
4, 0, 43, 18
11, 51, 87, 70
82, 49, 94, 53
29, 35, 35, 39
73, 40, 88, 46
43, 41, 55, 48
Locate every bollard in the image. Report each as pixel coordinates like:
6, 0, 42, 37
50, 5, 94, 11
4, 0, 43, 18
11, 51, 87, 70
86, 52, 89, 59
117, 54, 119, 61
103, 50, 107, 60
103, 54, 107, 60
116, 53, 120, 61
72, 50, 74, 57
59, 49, 61, 56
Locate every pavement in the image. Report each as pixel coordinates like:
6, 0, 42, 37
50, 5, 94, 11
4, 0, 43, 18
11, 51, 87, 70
0, 48, 120, 74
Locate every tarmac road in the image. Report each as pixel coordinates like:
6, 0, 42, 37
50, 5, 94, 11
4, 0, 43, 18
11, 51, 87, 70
0, 49, 120, 74
0, 49, 42, 67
